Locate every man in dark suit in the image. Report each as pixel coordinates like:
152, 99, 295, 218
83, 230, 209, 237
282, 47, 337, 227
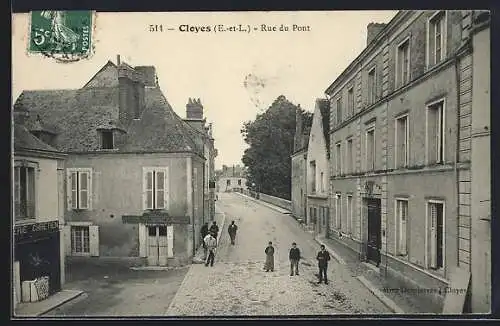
316, 244, 331, 284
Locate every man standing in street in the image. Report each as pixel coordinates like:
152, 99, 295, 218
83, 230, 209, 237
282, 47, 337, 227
209, 221, 219, 238
316, 244, 331, 284
204, 231, 217, 267
289, 242, 301, 276
228, 220, 238, 245
201, 222, 209, 260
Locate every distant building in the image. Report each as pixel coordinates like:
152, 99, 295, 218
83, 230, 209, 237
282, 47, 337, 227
306, 99, 331, 237
216, 164, 247, 192
290, 106, 311, 223
13, 55, 217, 268
13, 109, 66, 307
325, 11, 490, 312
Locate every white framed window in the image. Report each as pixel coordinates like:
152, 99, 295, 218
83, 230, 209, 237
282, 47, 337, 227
335, 193, 342, 230
365, 127, 376, 171
347, 195, 353, 235
395, 114, 409, 168
425, 200, 445, 270
426, 11, 447, 68
66, 222, 100, 257
426, 99, 446, 164
67, 168, 92, 210
396, 36, 411, 87
347, 86, 355, 116
336, 97, 343, 125
395, 199, 409, 257
367, 67, 377, 105
336, 142, 342, 175
346, 137, 353, 174
310, 161, 317, 193
14, 161, 37, 221
143, 167, 169, 210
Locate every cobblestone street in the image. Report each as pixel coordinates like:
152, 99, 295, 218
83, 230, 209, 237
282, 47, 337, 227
166, 192, 390, 316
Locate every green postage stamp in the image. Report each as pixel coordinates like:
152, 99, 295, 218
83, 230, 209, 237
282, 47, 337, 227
29, 11, 93, 61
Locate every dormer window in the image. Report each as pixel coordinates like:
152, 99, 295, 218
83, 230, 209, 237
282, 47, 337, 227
101, 131, 114, 149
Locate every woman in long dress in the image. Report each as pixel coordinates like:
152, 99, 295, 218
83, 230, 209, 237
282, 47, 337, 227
264, 241, 275, 272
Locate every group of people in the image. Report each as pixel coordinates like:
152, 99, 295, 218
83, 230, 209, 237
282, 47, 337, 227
200, 219, 332, 284
264, 242, 331, 284
200, 220, 239, 267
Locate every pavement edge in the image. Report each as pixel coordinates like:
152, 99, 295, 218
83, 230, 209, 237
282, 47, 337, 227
22, 290, 85, 317
356, 275, 405, 313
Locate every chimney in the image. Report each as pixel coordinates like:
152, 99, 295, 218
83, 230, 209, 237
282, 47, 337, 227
135, 66, 157, 87
367, 23, 387, 46
186, 98, 204, 120
294, 105, 303, 151
117, 54, 121, 65
118, 62, 145, 125
14, 107, 29, 126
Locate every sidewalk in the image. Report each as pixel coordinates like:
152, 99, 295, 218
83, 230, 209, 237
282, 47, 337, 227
313, 235, 441, 314
14, 289, 84, 317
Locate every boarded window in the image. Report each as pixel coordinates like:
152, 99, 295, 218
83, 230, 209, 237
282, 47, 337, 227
428, 11, 446, 67
428, 202, 444, 269
143, 168, 169, 210
396, 115, 409, 168
336, 97, 342, 125
67, 169, 92, 210
427, 100, 445, 164
397, 39, 410, 87
396, 199, 409, 256
366, 128, 375, 171
347, 87, 354, 116
347, 138, 353, 174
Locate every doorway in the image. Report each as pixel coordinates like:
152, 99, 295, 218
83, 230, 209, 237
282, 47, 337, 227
147, 225, 168, 266
366, 198, 381, 267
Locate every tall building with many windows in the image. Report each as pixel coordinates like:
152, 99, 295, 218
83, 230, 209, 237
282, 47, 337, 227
325, 10, 490, 312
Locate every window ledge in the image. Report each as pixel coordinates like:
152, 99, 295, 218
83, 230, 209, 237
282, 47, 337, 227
15, 218, 37, 225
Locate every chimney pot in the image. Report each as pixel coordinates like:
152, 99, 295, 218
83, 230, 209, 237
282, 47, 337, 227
117, 54, 121, 65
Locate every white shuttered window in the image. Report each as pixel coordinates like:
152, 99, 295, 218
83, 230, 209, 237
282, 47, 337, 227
143, 167, 169, 210
67, 168, 92, 210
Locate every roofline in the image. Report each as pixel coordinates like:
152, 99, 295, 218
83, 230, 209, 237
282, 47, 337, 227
324, 10, 409, 95
14, 148, 67, 160
63, 150, 203, 155
82, 60, 117, 88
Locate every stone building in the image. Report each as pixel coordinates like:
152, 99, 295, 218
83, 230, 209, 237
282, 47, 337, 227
324, 10, 490, 312
216, 164, 247, 193
13, 110, 66, 307
290, 106, 311, 223
306, 99, 331, 237
13, 55, 217, 268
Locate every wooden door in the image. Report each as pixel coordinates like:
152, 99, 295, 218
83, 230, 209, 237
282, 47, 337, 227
147, 226, 158, 266
158, 226, 168, 266
366, 198, 381, 266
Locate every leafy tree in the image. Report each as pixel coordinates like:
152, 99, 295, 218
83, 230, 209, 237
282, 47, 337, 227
241, 95, 312, 200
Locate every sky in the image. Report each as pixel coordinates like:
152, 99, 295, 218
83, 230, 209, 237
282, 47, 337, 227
12, 11, 397, 170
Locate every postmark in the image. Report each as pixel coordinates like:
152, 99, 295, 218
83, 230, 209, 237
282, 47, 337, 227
29, 10, 93, 62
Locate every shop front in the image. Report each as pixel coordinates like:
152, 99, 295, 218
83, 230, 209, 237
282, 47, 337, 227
14, 220, 62, 302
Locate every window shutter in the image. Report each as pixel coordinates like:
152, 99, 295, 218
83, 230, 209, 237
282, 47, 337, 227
63, 225, 72, 256
167, 225, 174, 258
429, 204, 437, 268
156, 169, 166, 209
143, 169, 153, 210
79, 171, 90, 210
89, 225, 99, 257
399, 202, 407, 255
67, 171, 76, 210
138, 224, 147, 257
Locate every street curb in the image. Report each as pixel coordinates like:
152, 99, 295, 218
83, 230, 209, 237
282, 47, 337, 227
357, 275, 405, 313
35, 290, 85, 316
234, 192, 291, 215
314, 237, 346, 265
165, 207, 226, 315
